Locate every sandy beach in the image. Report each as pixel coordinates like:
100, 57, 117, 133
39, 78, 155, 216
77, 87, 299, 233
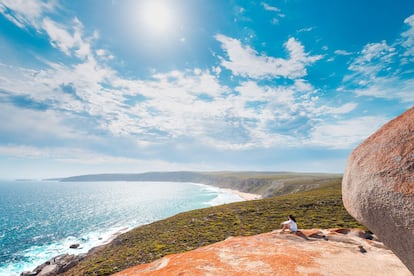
224, 188, 262, 201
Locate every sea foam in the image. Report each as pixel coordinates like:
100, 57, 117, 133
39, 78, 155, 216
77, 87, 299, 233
0, 181, 242, 276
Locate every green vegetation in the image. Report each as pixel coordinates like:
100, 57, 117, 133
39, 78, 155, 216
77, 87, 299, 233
63, 177, 363, 276
202, 171, 343, 197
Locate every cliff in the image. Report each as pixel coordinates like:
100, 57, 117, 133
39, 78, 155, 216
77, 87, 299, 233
57, 171, 342, 198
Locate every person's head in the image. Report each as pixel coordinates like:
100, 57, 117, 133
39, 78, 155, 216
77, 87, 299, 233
288, 215, 296, 222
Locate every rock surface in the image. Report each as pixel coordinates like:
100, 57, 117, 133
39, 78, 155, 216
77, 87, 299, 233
20, 254, 85, 276
113, 229, 410, 276
342, 107, 414, 273
69, 244, 80, 249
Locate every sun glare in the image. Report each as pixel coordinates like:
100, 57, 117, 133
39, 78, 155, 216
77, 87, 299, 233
141, 1, 173, 33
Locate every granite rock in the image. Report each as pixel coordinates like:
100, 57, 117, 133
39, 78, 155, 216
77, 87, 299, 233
112, 229, 411, 275
342, 107, 414, 273
20, 253, 85, 276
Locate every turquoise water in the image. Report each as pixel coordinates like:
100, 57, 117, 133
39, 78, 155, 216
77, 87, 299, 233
0, 180, 243, 275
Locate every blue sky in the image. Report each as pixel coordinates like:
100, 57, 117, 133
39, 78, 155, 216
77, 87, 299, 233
0, 0, 413, 179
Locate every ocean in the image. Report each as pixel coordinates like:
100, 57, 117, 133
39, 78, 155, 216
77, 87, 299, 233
0, 180, 244, 276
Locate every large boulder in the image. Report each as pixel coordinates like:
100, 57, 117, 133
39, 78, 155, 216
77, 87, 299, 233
342, 107, 414, 273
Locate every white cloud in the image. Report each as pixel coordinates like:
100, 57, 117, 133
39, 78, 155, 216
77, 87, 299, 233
308, 102, 358, 117
353, 41, 396, 66
215, 34, 323, 79
1, 1, 94, 60
109, 69, 232, 141
0, 103, 90, 143
297, 27, 314, 33
261, 2, 284, 24
96, 49, 114, 60
308, 116, 388, 149
271, 18, 280, 25
42, 17, 78, 55
261, 2, 280, 12
401, 14, 414, 59
343, 18, 414, 104
1, 9, 25, 28
204, 79, 358, 149
0, 50, 119, 112
286, 37, 322, 64
0, 4, 363, 155
352, 77, 414, 102
334, 49, 353, 56
0, 145, 50, 158
1, 55, 361, 151
234, 80, 296, 110
42, 17, 93, 59
0, 0, 57, 29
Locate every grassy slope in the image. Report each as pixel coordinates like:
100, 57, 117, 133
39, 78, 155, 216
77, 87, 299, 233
64, 178, 363, 276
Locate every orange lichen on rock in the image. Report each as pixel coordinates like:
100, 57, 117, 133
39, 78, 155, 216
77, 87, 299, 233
113, 229, 411, 276
116, 233, 320, 276
342, 107, 414, 273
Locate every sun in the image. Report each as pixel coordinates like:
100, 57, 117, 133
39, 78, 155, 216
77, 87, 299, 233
141, 1, 173, 33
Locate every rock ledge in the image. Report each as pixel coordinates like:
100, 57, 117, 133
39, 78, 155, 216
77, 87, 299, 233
113, 229, 410, 276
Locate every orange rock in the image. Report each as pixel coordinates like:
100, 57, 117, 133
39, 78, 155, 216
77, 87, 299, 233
343, 107, 414, 273
113, 229, 410, 275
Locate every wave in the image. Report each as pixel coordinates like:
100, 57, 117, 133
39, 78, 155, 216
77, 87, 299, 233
0, 181, 244, 276
189, 183, 244, 206
0, 225, 132, 276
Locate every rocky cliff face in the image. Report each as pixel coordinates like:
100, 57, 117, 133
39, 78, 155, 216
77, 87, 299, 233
113, 229, 410, 276
342, 107, 414, 273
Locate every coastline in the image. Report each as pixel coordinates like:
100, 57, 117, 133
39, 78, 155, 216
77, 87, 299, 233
16, 184, 261, 276
223, 188, 262, 201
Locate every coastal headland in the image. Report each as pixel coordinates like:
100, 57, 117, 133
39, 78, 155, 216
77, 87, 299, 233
50, 172, 363, 275
20, 171, 410, 275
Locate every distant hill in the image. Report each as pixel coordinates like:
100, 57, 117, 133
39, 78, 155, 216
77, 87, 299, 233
56, 171, 342, 198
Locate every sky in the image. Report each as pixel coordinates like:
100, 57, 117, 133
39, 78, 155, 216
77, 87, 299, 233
0, 0, 413, 179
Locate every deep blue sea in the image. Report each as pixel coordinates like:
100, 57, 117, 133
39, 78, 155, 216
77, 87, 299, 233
0, 180, 243, 275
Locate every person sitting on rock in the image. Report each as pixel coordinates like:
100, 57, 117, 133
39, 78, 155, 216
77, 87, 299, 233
280, 215, 298, 233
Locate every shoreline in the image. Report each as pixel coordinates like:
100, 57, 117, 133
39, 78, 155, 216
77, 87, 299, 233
223, 188, 262, 201
18, 184, 262, 275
